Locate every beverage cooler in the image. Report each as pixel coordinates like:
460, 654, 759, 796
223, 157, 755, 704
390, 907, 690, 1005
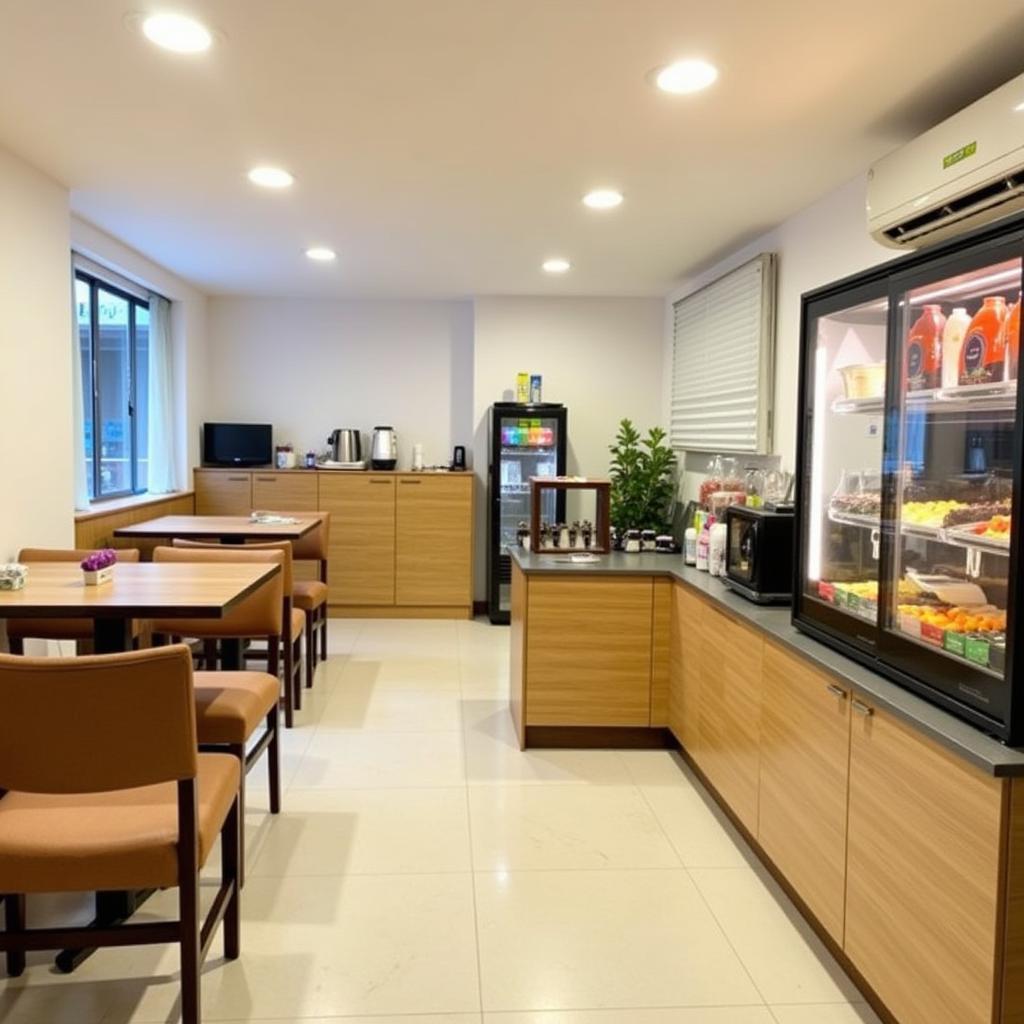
795, 216, 1024, 741
487, 402, 567, 623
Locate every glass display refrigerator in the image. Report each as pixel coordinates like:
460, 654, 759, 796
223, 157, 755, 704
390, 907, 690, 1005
795, 215, 1024, 741
487, 402, 567, 623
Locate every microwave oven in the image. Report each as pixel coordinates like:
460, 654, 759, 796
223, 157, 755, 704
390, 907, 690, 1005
724, 505, 795, 604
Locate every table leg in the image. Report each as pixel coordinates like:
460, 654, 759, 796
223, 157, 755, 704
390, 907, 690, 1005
221, 639, 244, 670
93, 617, 134, 654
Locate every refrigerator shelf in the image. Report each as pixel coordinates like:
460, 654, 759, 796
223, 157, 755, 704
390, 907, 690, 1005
831, 381, 1017, 416
828, 508, 1009, 552
943, 522, 1012, 556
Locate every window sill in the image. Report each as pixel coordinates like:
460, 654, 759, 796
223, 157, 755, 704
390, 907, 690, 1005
74, 490, 194, 523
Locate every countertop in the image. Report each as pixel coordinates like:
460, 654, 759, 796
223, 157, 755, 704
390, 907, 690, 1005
511, 548, 1024, 777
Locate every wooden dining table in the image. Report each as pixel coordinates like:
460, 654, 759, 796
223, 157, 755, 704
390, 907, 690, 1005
113, 513, 322, 545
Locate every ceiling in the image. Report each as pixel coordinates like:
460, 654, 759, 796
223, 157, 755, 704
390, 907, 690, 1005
2, 0, 1024, 299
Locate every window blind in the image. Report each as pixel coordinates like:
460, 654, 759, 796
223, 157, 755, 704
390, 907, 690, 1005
670, 253, 776, 454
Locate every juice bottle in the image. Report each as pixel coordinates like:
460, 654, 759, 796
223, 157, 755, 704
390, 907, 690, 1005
905, 304, 945, 391
1003, 294, 1021, 381
960, 296, 1008, 386
940, 307, 970, 389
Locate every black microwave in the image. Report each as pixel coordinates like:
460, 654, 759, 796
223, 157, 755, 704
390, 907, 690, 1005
724, 505, 795, 605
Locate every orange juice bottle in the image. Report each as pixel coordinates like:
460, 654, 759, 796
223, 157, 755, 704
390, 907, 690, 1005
960, 296, 1008, 386
1003, 294, 1021, 380
905, 304, 945, 391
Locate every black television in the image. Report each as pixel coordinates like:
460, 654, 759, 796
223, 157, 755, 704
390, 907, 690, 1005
202, 423, 273, 467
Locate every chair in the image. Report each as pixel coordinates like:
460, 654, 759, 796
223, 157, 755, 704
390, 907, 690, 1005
170, 539, 305, 718
0, 645, 241, 1024
6, 548, 142, 654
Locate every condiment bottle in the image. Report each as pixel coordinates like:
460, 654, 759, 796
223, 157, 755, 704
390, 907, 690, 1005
1003, 294, 1021, 381
960, 296, 1008, 386
683, 524, 697, 565
709, 520, 728, 577
696, 513, 713, 571
941, 307, 971, 389
905, 304, 945, 391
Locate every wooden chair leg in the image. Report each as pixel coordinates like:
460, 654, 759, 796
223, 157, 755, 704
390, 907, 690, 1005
305, 614, 315, 688
178, 781, 201, 1024
221, 797, 241, 960
292, 635, 303, 711
4, 893, 26, 977
8, 638, 24, 656
229, 743, 246, 888
278, 637, 293, 729
267, 706, 281, 814
203, 639, 219, 671
319, 604, 328, 662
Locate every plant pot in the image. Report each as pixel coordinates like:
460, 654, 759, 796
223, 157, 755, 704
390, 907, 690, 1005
83, 566, 114, 586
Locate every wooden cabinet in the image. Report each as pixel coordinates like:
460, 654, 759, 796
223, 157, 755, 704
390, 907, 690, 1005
669, 583, 704, 756
649, 580, 671, 727
318, 474, 396, 606
697, 603, 763, 834
758, 641, 850, 943
194, 470, 252, 515
525, 576, 653, 726
844, 699, 1005, 1024
252, 471, 318, 511
395, 475, 472, 609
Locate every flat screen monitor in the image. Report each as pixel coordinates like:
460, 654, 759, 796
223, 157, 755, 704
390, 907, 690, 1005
202, 423, 273, 467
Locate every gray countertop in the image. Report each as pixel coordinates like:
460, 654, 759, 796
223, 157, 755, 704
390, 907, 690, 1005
511, 548, 1024, 777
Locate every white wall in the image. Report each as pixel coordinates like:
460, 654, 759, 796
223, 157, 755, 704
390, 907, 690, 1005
663, 174, 896, 495
70, 217, 208, 487
473, 296, 665, 597
204, 298, 475, 468
0, 147, 73, 561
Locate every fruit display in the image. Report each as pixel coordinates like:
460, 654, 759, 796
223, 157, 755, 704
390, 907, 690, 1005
898, 600, 1006, 672
942, 501, 1012, 527
829, 491, 881, 517
902, 500, 966, 527
969, 514, 1011, 540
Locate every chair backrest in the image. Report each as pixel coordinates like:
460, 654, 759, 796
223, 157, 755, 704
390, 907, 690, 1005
18, 547, 141, 563
152, 545, 284, 637
173, 538, 297, 593
265, 513, 330, 563
0, 645, 197, 794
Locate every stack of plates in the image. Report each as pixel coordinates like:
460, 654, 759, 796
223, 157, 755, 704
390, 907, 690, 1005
318, 460, 367, 471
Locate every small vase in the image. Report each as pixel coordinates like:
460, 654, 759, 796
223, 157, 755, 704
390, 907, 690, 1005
83, 566, 114, 586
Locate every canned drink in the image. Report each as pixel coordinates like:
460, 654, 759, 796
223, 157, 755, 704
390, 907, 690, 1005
516, 373, 530, 403
529, 374, 542, 403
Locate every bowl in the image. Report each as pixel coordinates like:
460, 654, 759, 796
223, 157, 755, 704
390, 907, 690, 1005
840, 363, 886, 400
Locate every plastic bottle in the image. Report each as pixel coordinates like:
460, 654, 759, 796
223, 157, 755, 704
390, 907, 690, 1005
905, 304, 945, 391
1003, 295, 1021, 381
683, 526, 697, 565
696, 513, 713, 572
960, 296, 1008, 386
709, 521, 728, 577
940, 307, 971, 389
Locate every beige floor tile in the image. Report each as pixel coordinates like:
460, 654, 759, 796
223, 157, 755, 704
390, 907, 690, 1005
339, 653, 463, 691
212, 1016, 481, 1024
318, 680, 464, 731
770, 1005, 882, 1024
640, 782, 754, 868
474, 869, 762, 1011
290, 728, 466, 788
484, 1010, 775, 1024
250, 786, 472, 876
106, 874, 481, 1021
690, 868, 862, 1005
469, 784, 681, 870
0, 983, 109, 1024
618, 749, 692, 787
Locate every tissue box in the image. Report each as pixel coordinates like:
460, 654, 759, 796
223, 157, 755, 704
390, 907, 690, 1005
0, 563, 28, 591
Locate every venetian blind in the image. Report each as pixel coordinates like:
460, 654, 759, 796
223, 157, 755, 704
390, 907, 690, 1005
670, 253, 776, 453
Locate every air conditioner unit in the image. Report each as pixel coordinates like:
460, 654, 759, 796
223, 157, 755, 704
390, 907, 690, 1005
867, 72, 1024, 249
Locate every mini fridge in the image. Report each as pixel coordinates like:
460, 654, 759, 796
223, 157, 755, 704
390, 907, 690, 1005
487, 402, 567, 623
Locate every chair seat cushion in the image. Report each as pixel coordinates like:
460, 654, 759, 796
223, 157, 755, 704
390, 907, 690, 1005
193, 671, 279, 745
292, 580, 328, 611
0, 754, 239, 893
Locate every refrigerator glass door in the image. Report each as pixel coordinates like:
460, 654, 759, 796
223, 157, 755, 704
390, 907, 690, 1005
801, 291, 888, 641
882, 254, 1021, 713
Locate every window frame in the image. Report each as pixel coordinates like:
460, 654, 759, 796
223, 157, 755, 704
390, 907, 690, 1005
75, 270, 150, 501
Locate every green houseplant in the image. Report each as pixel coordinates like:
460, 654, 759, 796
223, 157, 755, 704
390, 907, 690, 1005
608, 419, 677, 533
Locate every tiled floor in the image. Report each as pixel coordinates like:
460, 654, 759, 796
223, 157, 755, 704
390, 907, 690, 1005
0, 618, 883, 1024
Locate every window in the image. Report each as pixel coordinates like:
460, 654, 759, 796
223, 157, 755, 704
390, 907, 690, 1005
669, 253, 777, 454
75, 272, 150, 499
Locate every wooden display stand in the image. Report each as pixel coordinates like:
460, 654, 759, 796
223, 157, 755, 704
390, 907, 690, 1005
529, 477, 611, 554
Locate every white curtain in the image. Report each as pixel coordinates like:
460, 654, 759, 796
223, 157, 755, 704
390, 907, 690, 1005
146, 294, 178, 493
71, 269, 90, 510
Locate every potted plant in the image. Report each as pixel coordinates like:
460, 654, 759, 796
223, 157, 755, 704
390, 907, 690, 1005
608, 419, 677, 539
80, 548, 117, 586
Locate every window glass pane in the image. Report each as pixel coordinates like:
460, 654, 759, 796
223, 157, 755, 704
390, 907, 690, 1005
135, 303, 150, 492
96, 288, 132, 496
75, 278, 95, 500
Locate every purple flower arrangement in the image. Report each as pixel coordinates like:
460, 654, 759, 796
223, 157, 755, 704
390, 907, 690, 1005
80, 549, 118, 572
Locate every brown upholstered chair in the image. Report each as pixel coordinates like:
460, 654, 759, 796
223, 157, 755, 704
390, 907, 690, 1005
170, 539, 305, 718
0, 645, 241, 1024
6, 548, 142, 654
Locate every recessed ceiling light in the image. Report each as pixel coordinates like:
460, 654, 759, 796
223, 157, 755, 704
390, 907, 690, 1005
582, 189, 623, 210
542, 258, 571, 274
141, 12, 213, 53
248, 166, 294, 189
305, 247, 337, 262
654, 59, 718, 95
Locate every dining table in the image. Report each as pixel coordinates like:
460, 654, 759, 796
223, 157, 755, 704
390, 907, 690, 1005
112, 512, 323, 545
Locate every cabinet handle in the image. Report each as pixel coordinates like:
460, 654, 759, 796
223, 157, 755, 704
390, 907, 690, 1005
369, 480, 391, 485
826, 683, 848, 700
255, 477, 276, 482
851, 699, 874, 717
228, 476, 249, 482
401, 479, 422, 485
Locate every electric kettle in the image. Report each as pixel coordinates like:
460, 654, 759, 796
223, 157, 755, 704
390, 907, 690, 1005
327, 428, 362, 464
371, 426, 398, 469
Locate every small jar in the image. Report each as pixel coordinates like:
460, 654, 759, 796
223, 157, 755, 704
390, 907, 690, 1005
641, 529, 657, 551
624, 529, 642, 553
305, 450, 316, 468
581, 520, 593, 548
558, 523, 571, 549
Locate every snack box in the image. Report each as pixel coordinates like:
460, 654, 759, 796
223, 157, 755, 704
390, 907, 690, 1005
899, 612, 922, 639
943, 630, 967, 658
920, 622, 946, 647
817, 581, 836, 604
964, 633, 991, 668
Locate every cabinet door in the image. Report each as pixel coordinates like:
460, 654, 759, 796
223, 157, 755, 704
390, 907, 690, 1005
318, 474, 395, 606
194, 471, 252, 515
758, 642, 850, 943
669, 583, 703, 755
845, 699, 1004, 1024
526, 576, 653, 726
649, 579, 671, 727
252, 472, 318, 511
395, 476, 472, 607
697, 604, 763, 834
